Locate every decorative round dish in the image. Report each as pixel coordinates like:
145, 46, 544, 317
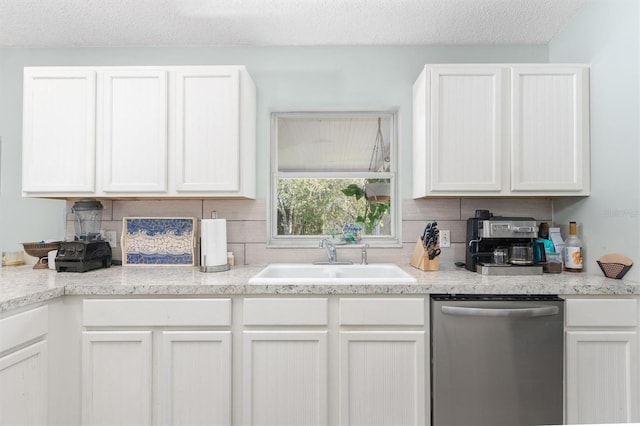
22, 241, 62, 269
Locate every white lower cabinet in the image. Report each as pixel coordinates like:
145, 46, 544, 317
0, 341, 48, 426
81, 299, 232, 426
242, 331, 328, 426
565, 297, 639, 424
339, 298, 427, 426
0, 306, 48, 426
160, 331, 231, 426
339, 331, 425, 426
23, 293, 640, 425
242, 298, 329, 426
240, 297, 428, 426
82, 331, 153, 425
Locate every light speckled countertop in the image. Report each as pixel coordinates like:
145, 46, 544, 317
1, 263, 638, 313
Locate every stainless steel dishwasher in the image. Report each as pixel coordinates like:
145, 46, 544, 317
431, 295, 564, 426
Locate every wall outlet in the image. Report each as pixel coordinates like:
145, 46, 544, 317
101, 230, 118, 248
439, 230, 451, 248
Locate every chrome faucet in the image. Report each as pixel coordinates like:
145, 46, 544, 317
320, 238, 337, 262
313, 239, 353, 265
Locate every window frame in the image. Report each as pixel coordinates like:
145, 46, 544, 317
267, 110, 401, 248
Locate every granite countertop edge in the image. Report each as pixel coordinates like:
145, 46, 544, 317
1, 264, 638, 314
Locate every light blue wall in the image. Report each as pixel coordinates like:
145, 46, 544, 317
0, 45, 547, 252
0, 54, 69, 253
549, 0, 640, 280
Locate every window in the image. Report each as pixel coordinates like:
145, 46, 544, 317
268, 111, 400, 247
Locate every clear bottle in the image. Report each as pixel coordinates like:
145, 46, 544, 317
564, 222, 583, 272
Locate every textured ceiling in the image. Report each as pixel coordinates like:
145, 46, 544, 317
0, 0, 587, 48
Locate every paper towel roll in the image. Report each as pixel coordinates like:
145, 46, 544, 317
201, 219, 228, 266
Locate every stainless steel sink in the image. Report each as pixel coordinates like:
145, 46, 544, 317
248, 263, 417, 284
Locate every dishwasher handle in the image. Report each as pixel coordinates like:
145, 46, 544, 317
441, 305, 559, 318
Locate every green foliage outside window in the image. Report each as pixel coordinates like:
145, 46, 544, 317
277, 178, 367, 236
341, 183, 391, 235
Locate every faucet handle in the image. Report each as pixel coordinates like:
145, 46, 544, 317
360, 243, 370, 265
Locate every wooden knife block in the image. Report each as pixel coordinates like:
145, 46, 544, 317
410, 239, 439, 271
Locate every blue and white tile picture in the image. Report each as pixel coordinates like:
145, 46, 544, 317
122, 217, 196, 266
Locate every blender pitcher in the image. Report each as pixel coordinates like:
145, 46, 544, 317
72, 200, 104, 241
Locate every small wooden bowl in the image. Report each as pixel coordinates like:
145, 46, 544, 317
22, 242, 61, 269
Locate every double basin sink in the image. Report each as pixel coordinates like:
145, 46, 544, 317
248, 263, 417, 284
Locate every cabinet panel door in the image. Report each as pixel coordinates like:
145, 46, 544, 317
566, 331, 638, 424
429, 66, 506, 192
511, 66, 589, 192
82, 331, 153, 425
242, 331, 328, 426
22, 68, 96, 193
159, 331, 231, 426
340, 331, 426, 426
0, 340, 47, 426
102, 70, 168, 192
175, 68, 240, 192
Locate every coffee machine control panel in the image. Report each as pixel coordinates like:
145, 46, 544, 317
479, 220, 538, 239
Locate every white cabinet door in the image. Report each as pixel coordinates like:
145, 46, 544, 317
511, 65, 589, 193
22, 65, 255, 198
566, 331, 638, 424
0, 340, 48, 426
22, 68, 96, 193
102, 70, 168, 192
413, 63, 590, 198
174, 68, 241, 192
242, 331, 328, 426
159, 331, 232, 426
339, 331, 426, 426
82, 331, 153, 425
414, 65, 506, 196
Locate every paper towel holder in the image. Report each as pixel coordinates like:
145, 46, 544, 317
199, 211, 230, 273
200, 255, 230, 273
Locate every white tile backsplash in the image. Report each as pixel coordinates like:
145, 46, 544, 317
112, 200, 203, 220
67, 197, 552, 265
227, 220, 267, 244
203, 199, 267, 221
460, 198, 553, 221
402, 199, 461, 221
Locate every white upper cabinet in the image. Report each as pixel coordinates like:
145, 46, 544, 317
22, 68, 97, 193
511, 65, 589, 193
414, 66, 507, 194
174, 68, 241, 193
22, 65, 256, 199
102, 69, 168, 193
413, 64, 590, 197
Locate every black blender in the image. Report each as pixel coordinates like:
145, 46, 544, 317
56, 200, 112, 272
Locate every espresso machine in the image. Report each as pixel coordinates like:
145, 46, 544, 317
56, 200, 112, 272
465, 210, 542, 275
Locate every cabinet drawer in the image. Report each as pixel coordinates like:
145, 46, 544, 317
566, 298, 638, 327
0, 306, 48, 353
243, 298, 328, 326
83, 299, 231, 327
340, 298, 425, 326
